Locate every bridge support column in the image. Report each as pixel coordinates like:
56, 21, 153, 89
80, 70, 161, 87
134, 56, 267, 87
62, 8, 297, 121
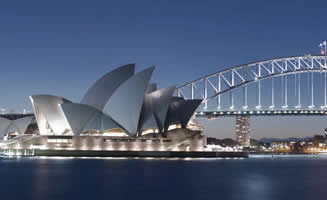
204, 79, 208, 109
309, 72, 315, 109
256, 80, 261, 109
270, 78, 275, 109
324, 72, 327, 108
235, 115, 250, 148
283, 75, 288, 109
217, 74, 221, 109
243, 85, 248, 109
230, 70, 235, 110
298, 74, 301, 106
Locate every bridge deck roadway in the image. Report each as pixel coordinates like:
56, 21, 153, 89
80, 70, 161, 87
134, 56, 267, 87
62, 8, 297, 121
196, 109, 327, 117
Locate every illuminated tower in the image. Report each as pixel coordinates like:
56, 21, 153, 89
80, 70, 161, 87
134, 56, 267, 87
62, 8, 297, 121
235, 115, 250, 147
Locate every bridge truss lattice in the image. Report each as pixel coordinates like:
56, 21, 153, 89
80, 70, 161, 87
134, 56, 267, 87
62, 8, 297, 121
177, 55, 327, 117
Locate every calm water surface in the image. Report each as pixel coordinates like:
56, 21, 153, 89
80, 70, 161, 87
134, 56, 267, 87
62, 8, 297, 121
1, 154, 327, 200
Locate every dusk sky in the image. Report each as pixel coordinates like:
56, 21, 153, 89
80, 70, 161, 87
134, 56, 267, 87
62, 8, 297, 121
0, 0, 326, 139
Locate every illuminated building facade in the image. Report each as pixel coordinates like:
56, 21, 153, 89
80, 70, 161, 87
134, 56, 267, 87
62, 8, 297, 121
235, 115, 250, 147
0, 64, 206, 152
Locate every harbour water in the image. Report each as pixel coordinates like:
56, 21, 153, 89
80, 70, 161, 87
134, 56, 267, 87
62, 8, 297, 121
1, 154, 327, 200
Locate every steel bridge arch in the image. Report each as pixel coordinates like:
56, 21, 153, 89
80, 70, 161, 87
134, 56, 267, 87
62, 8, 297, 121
177, 55, 327, 111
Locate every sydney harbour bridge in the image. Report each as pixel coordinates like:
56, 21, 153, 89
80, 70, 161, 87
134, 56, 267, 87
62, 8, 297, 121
177, 55, 327, 121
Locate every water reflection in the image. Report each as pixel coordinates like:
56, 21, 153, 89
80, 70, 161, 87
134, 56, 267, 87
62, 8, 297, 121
0, 155, 327, 200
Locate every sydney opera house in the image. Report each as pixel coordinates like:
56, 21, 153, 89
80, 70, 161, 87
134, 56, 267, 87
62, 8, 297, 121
0, 64, 206, 154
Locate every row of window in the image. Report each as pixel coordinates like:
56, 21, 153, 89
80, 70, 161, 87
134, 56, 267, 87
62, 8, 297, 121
104, 139, 172, 143
47, 137, 173, 144
48, 138, 72, 144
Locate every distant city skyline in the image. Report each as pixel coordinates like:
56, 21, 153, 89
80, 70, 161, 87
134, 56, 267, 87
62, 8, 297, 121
200, 116, 327, 140
0, 0, 326, 138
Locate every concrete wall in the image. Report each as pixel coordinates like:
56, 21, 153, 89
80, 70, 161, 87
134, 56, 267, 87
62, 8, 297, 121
1, 128, 206, 152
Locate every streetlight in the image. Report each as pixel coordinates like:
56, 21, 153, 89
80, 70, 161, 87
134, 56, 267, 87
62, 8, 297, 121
319, 41, 327, 56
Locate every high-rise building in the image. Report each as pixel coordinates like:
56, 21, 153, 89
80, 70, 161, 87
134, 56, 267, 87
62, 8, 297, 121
235, 115, 250, 147
324, 128, 327, 143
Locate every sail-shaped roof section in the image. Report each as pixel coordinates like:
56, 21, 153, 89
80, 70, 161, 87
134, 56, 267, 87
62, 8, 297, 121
60, 103, 120, 135
14, 116, 34, 135
104, 67, 155, 136
85, 111, 120, 131
81, 64, 135, 111
138, 86, 175, 134
164, 99, 202, 130
151, 86, 176, 132
0, 117, 12, 137
60, 103, 98, 135
146, 83, 157, 94
30, 95, 72, 135
137, 94, 157, 133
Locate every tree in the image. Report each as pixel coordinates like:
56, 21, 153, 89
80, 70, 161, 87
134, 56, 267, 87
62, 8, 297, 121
313, 135, 325, 147
291, 142, 303, 153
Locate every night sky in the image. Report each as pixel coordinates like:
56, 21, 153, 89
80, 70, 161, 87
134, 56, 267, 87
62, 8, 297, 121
0, 0, 326, 139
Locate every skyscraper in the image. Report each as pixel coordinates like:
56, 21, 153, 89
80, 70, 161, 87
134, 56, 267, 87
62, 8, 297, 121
235, 115, 250, 147
324, 128, 327, 143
